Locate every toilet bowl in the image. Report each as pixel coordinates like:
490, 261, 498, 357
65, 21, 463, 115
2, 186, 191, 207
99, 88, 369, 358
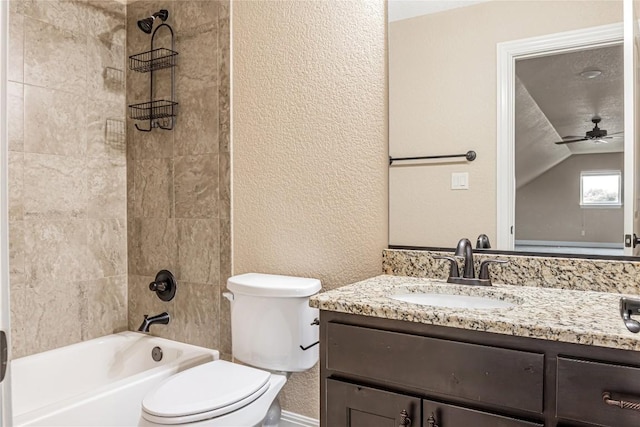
139, 273, 321, 427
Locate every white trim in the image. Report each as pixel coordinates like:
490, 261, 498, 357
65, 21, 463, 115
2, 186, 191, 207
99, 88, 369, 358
280, 410, 319, 427
496, 22, 624, 251
623, 0, 638, 256
0, 0, 12, 424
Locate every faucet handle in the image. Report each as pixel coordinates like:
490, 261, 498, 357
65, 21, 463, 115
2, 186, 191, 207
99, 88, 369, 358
478, 259, 508, 280
149, 270, 177, 302
433, 256, 460, 278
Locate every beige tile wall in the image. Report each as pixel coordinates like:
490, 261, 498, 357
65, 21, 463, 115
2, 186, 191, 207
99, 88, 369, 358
125, 0, 231, 355
8, 0, 128, 358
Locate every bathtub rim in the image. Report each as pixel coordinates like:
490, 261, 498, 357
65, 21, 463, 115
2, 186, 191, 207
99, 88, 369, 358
12, 332, 219, 426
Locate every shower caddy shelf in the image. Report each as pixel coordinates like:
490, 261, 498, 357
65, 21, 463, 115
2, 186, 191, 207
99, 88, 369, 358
128, 24, 178, 131
129, 48, 177, 73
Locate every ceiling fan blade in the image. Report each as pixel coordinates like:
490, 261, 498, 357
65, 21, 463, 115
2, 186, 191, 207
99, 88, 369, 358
555, 138, 587, 145
561, 135, 584, 139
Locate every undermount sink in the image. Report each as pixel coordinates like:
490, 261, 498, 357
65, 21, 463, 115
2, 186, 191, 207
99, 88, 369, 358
390, 293, 516, 309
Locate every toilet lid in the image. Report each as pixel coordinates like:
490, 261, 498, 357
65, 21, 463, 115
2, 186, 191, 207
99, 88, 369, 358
142, 360, 271, 424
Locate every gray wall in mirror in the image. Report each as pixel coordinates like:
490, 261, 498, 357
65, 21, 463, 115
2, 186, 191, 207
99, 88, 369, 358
388, 0, 626, 256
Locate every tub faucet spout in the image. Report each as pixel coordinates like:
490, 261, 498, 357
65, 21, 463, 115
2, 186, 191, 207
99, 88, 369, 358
138, 312, 170, 333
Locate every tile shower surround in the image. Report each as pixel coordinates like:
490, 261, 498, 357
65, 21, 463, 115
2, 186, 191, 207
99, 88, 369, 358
6, 0, 231, 359
126, 0, 232, 357
8, 0, 128, 358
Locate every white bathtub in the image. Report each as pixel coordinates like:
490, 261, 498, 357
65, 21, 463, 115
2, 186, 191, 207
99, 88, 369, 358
12, 331, 219, 426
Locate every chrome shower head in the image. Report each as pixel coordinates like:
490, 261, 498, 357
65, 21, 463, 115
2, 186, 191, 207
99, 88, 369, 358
137, 9, 169, 34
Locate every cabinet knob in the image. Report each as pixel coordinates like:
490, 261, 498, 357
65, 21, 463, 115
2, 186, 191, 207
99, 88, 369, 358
426, 412, 439, 427
398, 409, 411, 426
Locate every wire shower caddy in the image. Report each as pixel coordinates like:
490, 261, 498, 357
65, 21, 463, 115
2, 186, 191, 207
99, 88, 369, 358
128, 22, 178, 131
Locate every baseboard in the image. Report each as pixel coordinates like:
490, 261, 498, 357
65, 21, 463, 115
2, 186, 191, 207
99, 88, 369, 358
279, 410, 319, 427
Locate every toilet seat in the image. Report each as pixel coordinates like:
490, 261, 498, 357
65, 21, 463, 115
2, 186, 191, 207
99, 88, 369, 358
141, 360, 271, 425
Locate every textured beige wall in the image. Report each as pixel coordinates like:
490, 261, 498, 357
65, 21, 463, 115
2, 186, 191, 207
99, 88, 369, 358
389, 0, 622, 248
516, 153, 623, 243
126, 0, 232, 355
8, 0, 128, 358
232, 0, 387, 418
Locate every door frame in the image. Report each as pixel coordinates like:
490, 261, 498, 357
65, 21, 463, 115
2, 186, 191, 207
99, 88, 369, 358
0, 0, 13, 424
496, 23, 624, 251
623, 0, 640, 256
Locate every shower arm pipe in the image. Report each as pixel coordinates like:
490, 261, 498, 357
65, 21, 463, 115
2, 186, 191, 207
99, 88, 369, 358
135, 22, 176, 132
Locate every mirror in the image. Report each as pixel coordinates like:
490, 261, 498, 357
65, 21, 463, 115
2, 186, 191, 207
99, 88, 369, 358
388, 0, 633, 257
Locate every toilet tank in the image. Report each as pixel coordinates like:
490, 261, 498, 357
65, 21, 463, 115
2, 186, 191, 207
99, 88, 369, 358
227, 273, 321, 372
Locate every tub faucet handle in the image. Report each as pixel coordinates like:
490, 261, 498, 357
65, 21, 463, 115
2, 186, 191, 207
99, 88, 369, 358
149, 281, 167, 292
149, 270, 177, 302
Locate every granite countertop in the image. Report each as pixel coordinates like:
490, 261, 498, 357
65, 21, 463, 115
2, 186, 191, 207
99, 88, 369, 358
309, 275, 640, 352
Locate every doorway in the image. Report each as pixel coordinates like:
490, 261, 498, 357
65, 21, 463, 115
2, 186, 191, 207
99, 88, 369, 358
514, 44, 624, 255
497, 22, 628, 255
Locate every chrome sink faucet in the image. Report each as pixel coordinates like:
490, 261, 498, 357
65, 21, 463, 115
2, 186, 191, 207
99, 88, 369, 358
434, 238, 507, 286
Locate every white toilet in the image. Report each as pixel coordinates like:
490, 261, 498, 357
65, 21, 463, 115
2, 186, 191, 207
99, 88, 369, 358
139, 273, 322, 427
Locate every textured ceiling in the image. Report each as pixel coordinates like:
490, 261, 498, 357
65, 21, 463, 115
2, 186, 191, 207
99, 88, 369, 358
515, 76, 570, 188
388, 0, 489, 22
516, 44, 624, 154
515, 44, 624, 184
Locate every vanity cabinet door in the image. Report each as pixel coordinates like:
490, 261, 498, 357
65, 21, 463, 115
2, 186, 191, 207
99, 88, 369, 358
422, 400, 543, 427
325, 379, 421, 427
557, 357, 640, 426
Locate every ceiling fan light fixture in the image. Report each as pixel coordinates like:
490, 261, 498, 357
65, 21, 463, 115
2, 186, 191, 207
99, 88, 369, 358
579, 69, 602, 79
553, 116, 622, 145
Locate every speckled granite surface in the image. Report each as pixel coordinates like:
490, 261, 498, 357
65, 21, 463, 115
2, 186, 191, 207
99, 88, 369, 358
310, 275, 640, 351
383, 249, 640, 295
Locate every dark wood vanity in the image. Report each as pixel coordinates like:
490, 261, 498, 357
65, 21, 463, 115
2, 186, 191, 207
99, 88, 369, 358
320, 310, 640, 427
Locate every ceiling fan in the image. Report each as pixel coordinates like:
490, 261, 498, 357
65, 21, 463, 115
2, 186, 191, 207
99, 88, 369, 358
554, 117, 624, 145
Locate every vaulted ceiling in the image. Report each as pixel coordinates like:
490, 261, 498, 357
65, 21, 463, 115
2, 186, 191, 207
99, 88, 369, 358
515, 44, 624, 187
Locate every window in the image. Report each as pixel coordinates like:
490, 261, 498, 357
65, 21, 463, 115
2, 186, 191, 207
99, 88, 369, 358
580, 171, 622, 206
